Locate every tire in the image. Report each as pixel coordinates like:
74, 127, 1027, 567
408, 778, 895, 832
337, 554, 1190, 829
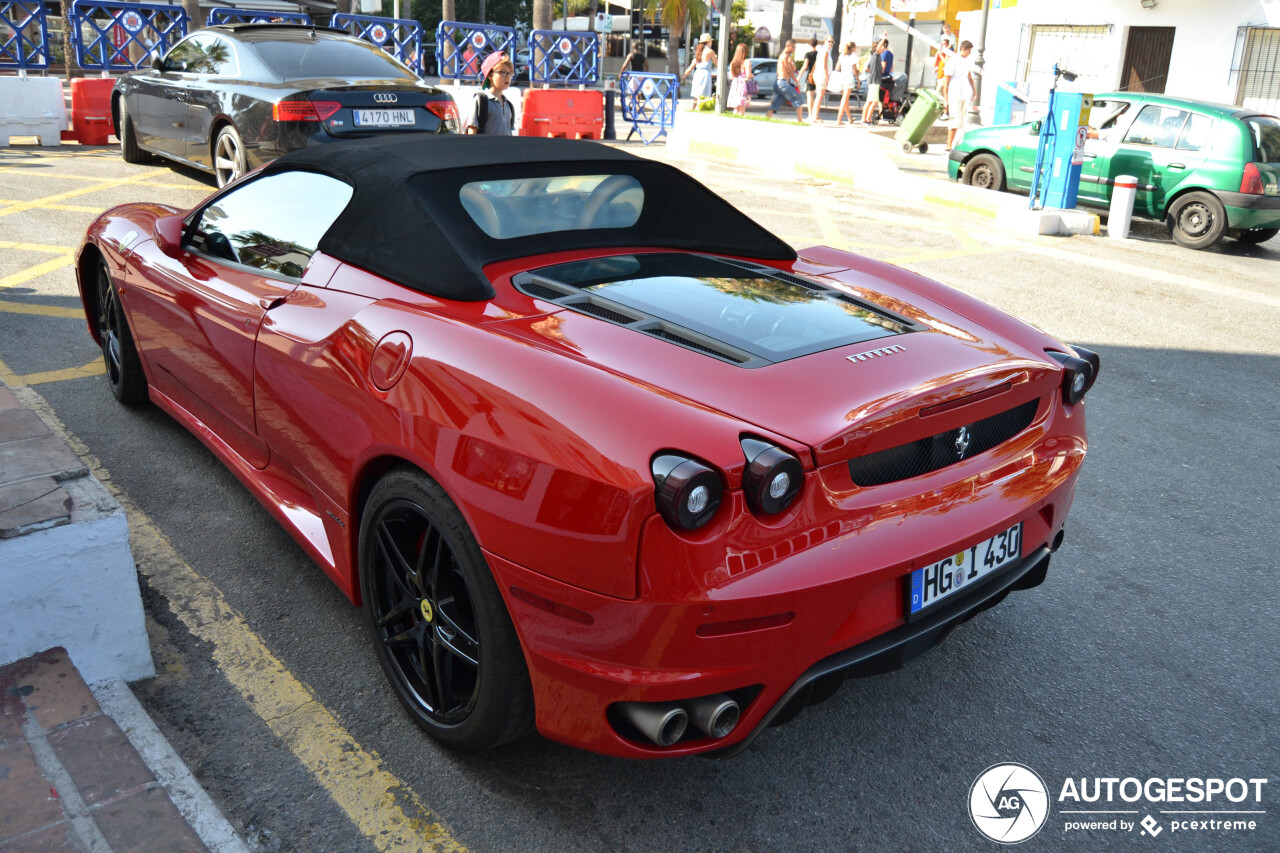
212, 125, 246, 188
117, 98, 148, 164
902, 142, 914, 154
963, 153, 1005, 191
1231, 227, 1279, 245
1166, 191, 1227, 250
359, 468, 533, 751
918, 142, 929, 154
95, 260, 148, 404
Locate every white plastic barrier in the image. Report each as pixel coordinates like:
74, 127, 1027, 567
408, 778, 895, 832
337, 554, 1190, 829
1108, 175, 1138, 240
436, 83, 523, 134
0, 75, 68, 147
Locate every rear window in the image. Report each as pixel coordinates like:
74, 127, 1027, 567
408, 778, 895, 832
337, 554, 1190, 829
460, 175, 643, 239
254, 36, 417, 81
1245, 116, 1280, 163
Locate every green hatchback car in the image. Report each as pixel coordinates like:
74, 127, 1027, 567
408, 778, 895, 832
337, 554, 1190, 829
948, 93, 1280, 249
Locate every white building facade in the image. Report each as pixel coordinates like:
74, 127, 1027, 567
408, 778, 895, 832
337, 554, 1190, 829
957, 0, 1280, 120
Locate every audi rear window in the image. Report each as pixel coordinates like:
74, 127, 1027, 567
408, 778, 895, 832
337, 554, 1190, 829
254, 37, 417, 80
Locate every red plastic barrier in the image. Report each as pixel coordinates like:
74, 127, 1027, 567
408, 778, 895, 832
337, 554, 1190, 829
519, 89, 604, 140
70, 78, 117, 146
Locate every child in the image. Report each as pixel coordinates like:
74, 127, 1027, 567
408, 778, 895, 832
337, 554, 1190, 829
466, 52, 516, 135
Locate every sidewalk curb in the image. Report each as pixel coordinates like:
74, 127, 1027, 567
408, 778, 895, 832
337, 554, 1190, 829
91, 679, 249, 853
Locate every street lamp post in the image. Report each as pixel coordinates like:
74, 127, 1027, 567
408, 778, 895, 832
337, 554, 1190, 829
966, 0, 991, 126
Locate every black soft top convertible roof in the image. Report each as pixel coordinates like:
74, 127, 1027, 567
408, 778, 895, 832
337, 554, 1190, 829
264, 135, 797, 302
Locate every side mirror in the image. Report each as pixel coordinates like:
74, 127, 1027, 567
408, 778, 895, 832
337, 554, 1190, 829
1030, 120, 1042, 134
151, 55, 164, 72
154, 215, 185, 256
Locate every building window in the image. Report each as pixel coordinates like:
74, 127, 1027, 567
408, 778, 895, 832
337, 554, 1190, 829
1235, 27, 1280, 115
1016, 25, 1113, 98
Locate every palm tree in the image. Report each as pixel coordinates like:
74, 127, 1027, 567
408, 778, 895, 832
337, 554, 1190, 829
650, 0, 708, 76
779, 0, 794, 47
533, 0, 552, 30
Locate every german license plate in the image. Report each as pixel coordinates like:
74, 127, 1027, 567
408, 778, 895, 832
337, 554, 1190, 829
353, 109, 415, 127
907, 523, 1022, 619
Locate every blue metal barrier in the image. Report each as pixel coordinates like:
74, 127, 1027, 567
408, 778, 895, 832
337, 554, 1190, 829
528, 30, 599, 86
435, 21, 515, 82
207, 8, 310, 25
619, 72, 677, 144
0, 0, 51, 69
331, 13, 422, 75
69, 0, 187, 71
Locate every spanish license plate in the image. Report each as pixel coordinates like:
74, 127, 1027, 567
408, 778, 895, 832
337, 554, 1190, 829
353, 109, 415, 127
907, 523, 1022, 619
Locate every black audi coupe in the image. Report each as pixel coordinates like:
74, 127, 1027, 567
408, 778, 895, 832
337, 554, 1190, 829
112, 24, 458, 186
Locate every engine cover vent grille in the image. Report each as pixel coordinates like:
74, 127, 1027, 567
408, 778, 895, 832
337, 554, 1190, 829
847, 400, 1039, 486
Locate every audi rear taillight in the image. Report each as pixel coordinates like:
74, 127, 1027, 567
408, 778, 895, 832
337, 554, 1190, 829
273, 100, 342, 122
426, 100, 460, 130
1240, 162, 1264, 195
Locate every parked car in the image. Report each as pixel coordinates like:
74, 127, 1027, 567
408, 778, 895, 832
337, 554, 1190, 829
77, 135, 1097, 758
949, 92, 1280, 249
112, 24, 458, 187
749, 58, 776, 98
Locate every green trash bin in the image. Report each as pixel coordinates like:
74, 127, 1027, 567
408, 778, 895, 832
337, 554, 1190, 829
895, 88, 945, 154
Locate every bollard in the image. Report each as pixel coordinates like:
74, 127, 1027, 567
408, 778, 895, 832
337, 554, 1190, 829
1108, 175, 1137, 240
604, 88, 616, 140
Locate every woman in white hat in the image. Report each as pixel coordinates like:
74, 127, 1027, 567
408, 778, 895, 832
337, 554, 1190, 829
682, 33, 717, 108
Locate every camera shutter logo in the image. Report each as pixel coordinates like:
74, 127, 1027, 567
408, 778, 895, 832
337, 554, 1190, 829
969, 763, 1050, 844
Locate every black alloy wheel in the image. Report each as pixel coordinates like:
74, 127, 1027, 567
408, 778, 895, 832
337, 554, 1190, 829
117, 97, 147, 164
359, 468, 533, 751
96, 260, 147, 404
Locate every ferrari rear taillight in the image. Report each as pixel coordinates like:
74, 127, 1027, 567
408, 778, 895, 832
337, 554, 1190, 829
273, 100, 342, 122
651, 454, 722, 531
740, 438, 802, 516
1240, 162, 1264, 195
1047, 346, 1100, 406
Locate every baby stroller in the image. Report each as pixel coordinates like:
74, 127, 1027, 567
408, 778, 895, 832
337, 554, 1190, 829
877, 71, 912, 124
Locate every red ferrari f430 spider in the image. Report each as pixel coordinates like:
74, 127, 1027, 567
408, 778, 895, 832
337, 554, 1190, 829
77, 136, 1097, 758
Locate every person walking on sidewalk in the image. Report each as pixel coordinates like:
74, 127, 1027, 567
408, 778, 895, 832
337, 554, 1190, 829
766, 39, 804, 122
797, 38, 819, 121
682, 33, 717, 109
808, 36, 835, 122
832, 41, 859, 125
861, 38, 886, 124
726, 43, 755, 116
933, 35, 953, 120
943, 40, 974, 150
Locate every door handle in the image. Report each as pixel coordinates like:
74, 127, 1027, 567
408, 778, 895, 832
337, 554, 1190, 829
1167, 163, 1186, 171
1082, 152, 1097, 160
260, 296, 287, 311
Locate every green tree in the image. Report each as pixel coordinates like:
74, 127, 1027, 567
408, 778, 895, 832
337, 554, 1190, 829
648, 0, 709, 76
411, 0, 529, 32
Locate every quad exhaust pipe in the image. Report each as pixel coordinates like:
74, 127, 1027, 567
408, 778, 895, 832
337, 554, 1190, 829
617, 694, 740, 747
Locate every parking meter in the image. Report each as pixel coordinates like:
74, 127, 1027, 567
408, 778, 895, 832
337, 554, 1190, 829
1031, 89, 1093, 210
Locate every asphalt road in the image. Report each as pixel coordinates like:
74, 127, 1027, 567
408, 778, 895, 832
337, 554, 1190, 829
1, 138, 1276, 852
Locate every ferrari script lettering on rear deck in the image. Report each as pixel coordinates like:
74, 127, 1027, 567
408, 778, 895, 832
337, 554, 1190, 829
846, 344, 906, 363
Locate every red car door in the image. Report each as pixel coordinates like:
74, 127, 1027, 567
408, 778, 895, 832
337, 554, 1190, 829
127, 171, 355, 469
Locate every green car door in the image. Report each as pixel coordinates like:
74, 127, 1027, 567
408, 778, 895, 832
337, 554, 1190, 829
1104, 103, 1214, 217
1076, 98, 1136, 207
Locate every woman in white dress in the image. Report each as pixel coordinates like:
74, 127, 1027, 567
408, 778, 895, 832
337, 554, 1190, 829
832, 41, 859, 125
726, 43, 755, 115
682, 33, 717, 108
809, 36, 834, 123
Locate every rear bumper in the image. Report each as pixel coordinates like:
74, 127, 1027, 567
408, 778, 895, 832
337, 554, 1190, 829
708, 545, 1052, 758
488, 406, 1086, 758
1219, 190, 1280, 230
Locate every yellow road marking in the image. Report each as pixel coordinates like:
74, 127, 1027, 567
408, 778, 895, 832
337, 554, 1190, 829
805, 185, 845, 248
0, 201, 112, 213
0, 171, 166, 218
0, 255, 74, 289
0, 298, 84, 319
18, 359, 105, 385
0, 240, 75, 254
6, 374, 468, 853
